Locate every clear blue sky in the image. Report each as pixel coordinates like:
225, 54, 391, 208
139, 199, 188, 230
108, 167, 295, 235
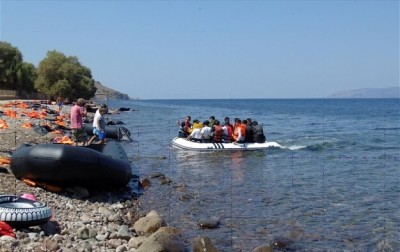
1, 0, 398, 99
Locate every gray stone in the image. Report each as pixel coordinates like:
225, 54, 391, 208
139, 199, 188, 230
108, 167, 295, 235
80, 213, 92, 224
65, 186, 90, 198
117, 225, 132, 240
116, 245, 128, 252
127, 236, 147, 249
0, 235, 16, 242
251, 245, 273, 252
136, 227, 185, 252
99, 206, 114, 218
77, 226, 97, 240
192, 236, 218, 252
197, 219, 220, 229
133, 210, 167, 236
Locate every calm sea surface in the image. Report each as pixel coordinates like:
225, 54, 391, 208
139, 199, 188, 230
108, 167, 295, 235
107, 99, 399, 251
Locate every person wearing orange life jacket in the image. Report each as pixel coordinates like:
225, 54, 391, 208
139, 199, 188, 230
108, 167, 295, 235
232, 118, 246, 143
212, 120, 223, 143
222, 116, 234, 143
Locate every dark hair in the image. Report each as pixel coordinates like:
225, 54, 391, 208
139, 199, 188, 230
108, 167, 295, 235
77, 98, 85, 106
214, 120, 220, 125
203, 120, 210, 126
224, 117, 230, 121
210, 116, 215, 120
252, 121, 258, 126
246, 118, 252, 122
242, 119, 247, 124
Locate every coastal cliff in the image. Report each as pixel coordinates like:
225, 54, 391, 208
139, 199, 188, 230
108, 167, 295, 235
94, 81, 130, 100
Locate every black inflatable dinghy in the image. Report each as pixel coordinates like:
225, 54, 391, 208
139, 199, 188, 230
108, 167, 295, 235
10, 141, 132, 189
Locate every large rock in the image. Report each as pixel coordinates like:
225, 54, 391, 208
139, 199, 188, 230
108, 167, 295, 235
136, 227, 185, 252
251, 245, 273, 252
133, 210, 167, 236
192, 236, 218, 252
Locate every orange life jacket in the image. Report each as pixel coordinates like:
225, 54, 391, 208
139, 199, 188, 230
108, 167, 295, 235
233, 124, 246, 141
213, 125, 223, 142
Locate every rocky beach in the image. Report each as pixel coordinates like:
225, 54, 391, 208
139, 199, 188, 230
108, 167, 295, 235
0, 100, 221, 252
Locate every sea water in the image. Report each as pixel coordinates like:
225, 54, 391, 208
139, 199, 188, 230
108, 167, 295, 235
106, 99, 399, 251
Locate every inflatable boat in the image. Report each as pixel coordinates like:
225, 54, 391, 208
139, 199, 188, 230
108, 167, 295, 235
84, 124, 132, 141
10, 141, 132, 189
172, 137, 282, 151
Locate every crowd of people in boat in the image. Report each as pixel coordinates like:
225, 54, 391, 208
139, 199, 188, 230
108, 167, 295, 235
177, 115, 266, 144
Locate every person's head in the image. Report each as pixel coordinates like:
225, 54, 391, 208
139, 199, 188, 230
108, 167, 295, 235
203, 120, 210, 126
246, 118, 252, 125
100, 104, 108, 113
214, 120, 220, 126
99, 107, 107, 115
210, 116, 215, 121
242, 119, 248, 125
252, 121, 258, 126
185, 116, 191, 122
235, 118, 241, 125
76, 98, 85, 106
224, 117, 230, 123
193, 119, 200, 124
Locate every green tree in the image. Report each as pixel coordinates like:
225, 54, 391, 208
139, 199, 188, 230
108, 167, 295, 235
35, 50, 96, 100
16, 62, 37, 93
0, 41, 35, 92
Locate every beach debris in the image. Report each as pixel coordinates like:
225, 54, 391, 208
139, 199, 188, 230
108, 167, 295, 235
0, 157, 11, 165
0, 221, 16, 238
0, 119, 8, 129
22, 178, 63, 193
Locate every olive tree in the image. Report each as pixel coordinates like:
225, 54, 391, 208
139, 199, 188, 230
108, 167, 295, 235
35, 50, 96, 101
0, 41, 36, 93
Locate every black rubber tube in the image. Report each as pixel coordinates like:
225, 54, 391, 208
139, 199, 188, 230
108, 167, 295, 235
0, 195, 52, 227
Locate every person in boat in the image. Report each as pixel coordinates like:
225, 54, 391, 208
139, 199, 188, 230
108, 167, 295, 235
187, 119, 203, 142
200, 120, 212, 143
189, 119, 202, 133
177, 116, 191, 138
88, 105, 108, 145
212, 120, 224, 143
252, 121, 266, 143
232, 118, 246, 143
209, 116, 216, 135
244, 118, 254, 143
222, 117, 234, 143
70, 98, 88, 145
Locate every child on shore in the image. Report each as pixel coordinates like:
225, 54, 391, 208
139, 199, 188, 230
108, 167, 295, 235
88, 105, 108, 145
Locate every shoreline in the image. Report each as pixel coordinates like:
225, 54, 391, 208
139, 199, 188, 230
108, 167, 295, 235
0, 99, 144, 251
1, 99, 214, 251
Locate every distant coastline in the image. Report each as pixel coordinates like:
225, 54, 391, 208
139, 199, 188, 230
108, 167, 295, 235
329, 87, 399, 98
94, 81, 130, 100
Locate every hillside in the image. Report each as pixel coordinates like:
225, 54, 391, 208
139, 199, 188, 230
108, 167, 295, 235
94, 81, 130, 100
329, 87, 399, 98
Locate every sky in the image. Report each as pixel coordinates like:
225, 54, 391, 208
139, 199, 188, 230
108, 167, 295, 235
0, 0, 398, 99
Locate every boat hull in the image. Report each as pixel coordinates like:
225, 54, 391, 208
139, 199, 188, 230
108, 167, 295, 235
84, 124, 131, 140
10, 141, 132, 189
171, 137, 282, 151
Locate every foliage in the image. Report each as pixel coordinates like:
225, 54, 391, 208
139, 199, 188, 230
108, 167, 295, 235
35, 50, 96, 100
0, 41, 36, 92
17, 62, 37, 93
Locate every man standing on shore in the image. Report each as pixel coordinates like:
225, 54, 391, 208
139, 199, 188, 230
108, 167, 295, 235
70, 98, 87, 145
